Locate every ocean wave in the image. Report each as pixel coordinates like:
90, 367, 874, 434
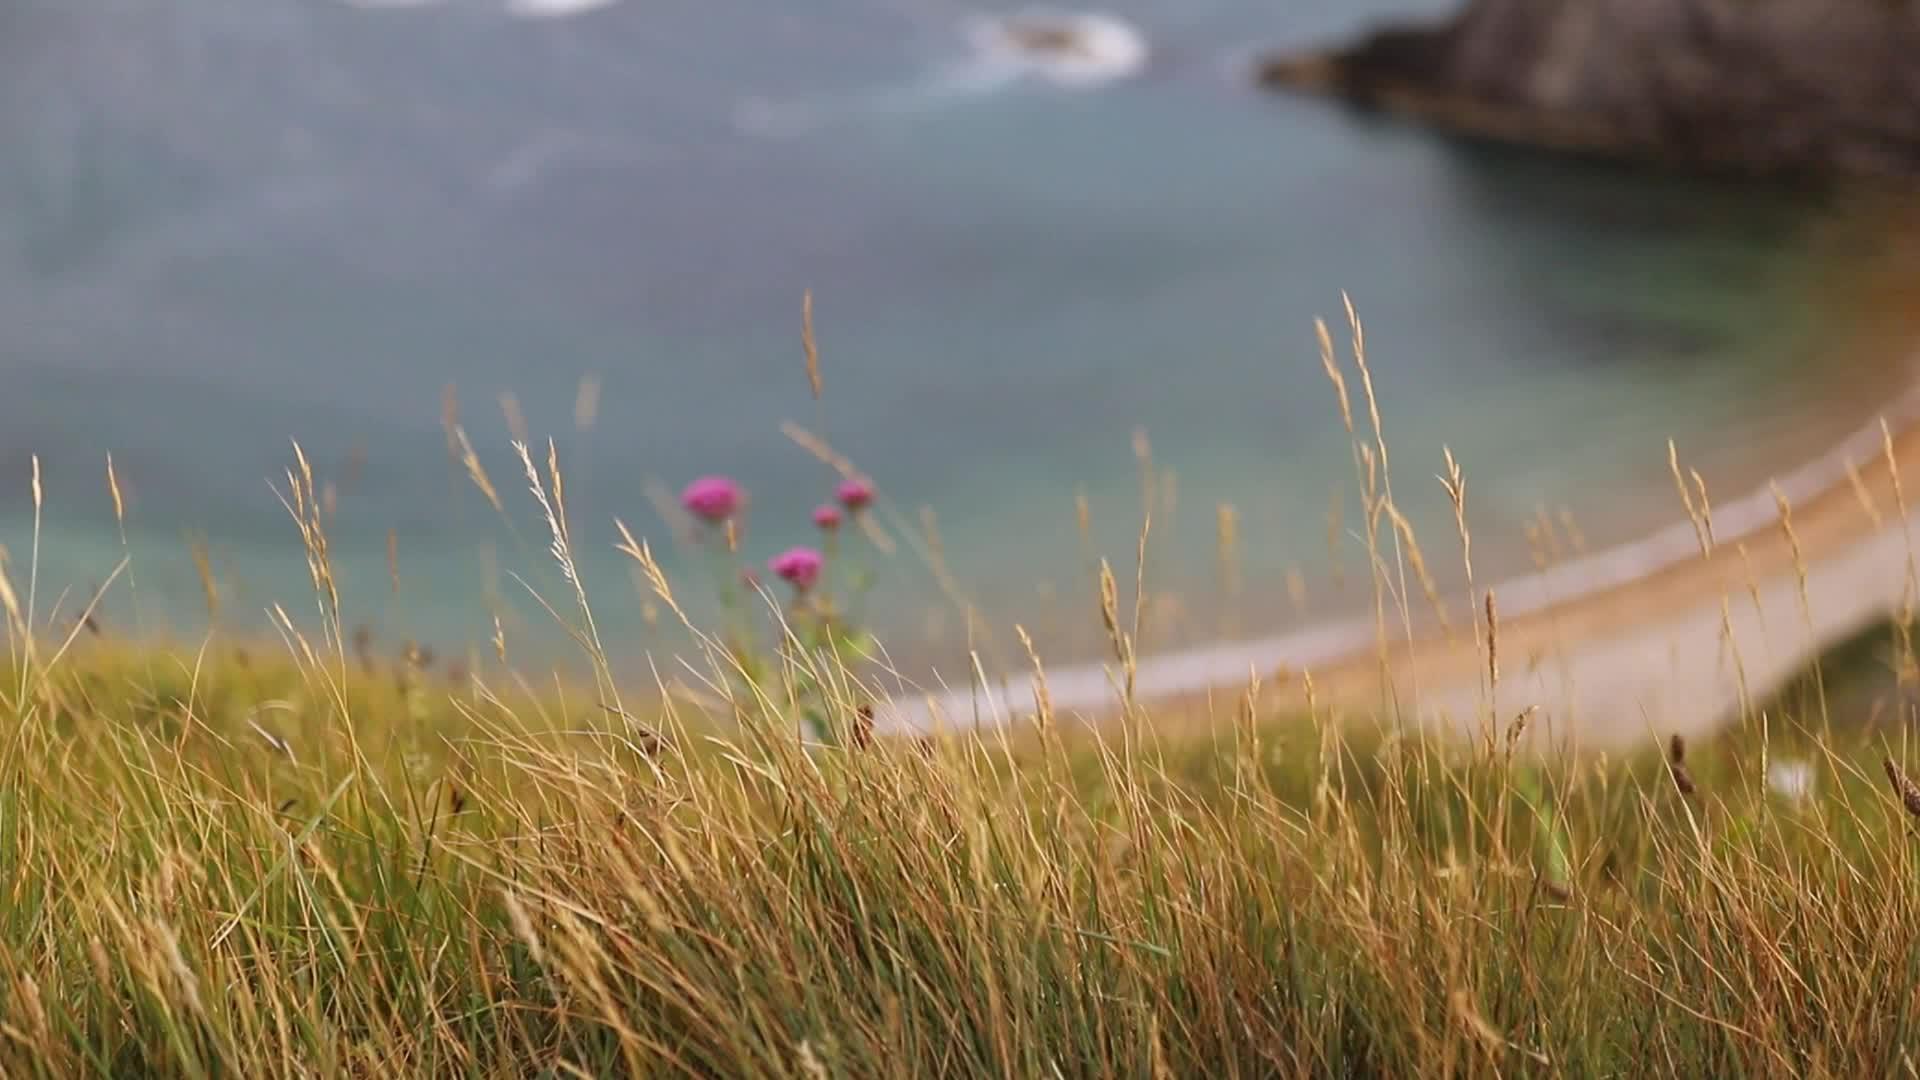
732, 9, 1146, 139
964, 9, 1149, 88
504, 0, 620, 18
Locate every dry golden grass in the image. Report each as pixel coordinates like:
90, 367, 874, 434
8, 600, 1920, 1077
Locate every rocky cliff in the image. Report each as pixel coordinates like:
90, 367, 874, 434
1258, 0, 1920, 178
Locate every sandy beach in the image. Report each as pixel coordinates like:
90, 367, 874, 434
1315, 408, 1920, 748
891, 388, 1920, 750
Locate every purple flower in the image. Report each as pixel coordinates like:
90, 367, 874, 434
812, 504, 843, 531
836, 477, 874, 512
681, 475, 742, 523
769, 546, 825, 591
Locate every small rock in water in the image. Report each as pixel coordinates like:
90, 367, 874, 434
1004, 19, 1096, 59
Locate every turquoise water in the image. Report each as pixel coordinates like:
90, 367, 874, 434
1, 0, 1911, 680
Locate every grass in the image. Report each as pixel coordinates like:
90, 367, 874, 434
7, 309, 1920, 1076
8, 622, 1920, 1077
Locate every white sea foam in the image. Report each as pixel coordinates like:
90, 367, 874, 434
732, 10, 1146, 139
964, 9, 1149, 88
504, 0, 619, 18
731, 61, 1024, 138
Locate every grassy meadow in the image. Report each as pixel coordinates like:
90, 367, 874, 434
6, 319, 1920, 1078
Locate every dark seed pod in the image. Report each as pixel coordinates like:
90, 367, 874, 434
1667, 734, 1695, 796
1884, 758, 1920, 818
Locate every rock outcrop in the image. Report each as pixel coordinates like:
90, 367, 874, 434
1258, 0, 1920, 178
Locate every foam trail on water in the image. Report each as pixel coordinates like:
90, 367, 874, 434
733, 57, 1022, 138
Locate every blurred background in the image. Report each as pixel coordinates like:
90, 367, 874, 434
3, 0, 1916, 680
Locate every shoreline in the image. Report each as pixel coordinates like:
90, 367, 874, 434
885, 380, 1920, 745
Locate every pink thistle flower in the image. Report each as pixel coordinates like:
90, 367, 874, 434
812, 504, 843, 531
769, 546, 825, 592
836, 477, 874, 512
681, 475, 742, 523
